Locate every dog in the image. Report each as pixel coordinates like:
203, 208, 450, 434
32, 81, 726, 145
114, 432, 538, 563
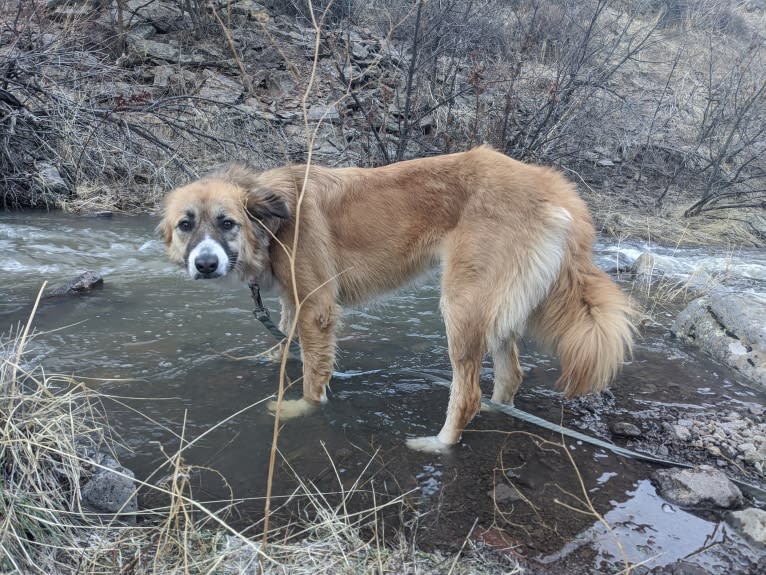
159, 146, 634, 452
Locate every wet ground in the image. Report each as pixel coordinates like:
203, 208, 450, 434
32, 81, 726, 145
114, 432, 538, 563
1, 211, 765, 573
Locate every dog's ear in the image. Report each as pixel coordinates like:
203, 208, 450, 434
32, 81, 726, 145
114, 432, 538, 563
245, 188, 291, 234
156, 210, 174, 246
214, 164, 291, 234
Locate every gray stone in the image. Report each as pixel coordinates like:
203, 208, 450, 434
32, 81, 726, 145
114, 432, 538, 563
152, 65, 197, 95
609, 421, 642, 437
489, 482, 523, 503
671, 424, 692, 442
307, 104, 340, 123
47, 271, 104, 297
351, 43, 370, 60
36, 162, 69, 195
47, 0, 100, 20
652, 560, 710, 575
631, 253, 661, 280
122, 0, 185, 32
651, 465, 743, 509
81, 452, 138, 519
672, 291, 766, 387
727, 508, 766, 548
222, 0, 269, 20
129, 36, 209, 65
198, 71, 243, 104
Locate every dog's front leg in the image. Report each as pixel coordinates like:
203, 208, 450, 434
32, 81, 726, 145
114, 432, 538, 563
268, 298, 338, 420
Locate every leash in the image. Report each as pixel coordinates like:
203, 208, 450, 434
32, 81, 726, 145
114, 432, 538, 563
405, 368, 766, 499
245, 290, 766, 498
248, 283, 302, 358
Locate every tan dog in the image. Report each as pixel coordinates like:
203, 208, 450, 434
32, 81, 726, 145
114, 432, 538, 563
160, 146, 634, 452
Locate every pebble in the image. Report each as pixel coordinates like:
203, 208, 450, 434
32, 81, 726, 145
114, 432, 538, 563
609, 421, 642, 437
671, 424, 692, 442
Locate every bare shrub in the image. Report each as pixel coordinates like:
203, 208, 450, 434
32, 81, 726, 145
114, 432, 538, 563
0, 2, 288, 210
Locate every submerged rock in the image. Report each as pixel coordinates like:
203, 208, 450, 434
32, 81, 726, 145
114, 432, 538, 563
672, 290, 766, 387
46, 271, 104, 297
651, 465, 743, 509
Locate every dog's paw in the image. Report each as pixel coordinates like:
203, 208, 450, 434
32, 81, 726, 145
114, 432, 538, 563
267, 398, 318, 420
406, 436, 453, 453
265, 342, 301, 363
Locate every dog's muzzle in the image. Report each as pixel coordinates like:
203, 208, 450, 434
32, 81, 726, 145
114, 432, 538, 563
187, 237, 230, 279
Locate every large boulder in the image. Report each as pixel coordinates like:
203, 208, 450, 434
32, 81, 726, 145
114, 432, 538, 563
651, 465, 743, 509
672, 290, 766, 387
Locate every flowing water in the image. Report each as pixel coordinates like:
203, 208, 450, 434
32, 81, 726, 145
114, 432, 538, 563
2, 211, 765, 573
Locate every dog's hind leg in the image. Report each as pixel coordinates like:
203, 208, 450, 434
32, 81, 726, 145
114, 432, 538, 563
407, 267, 487, 453
490, 336, 523, 406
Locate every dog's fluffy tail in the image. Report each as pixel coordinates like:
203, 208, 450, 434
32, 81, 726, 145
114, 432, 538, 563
532, 258, 635, 397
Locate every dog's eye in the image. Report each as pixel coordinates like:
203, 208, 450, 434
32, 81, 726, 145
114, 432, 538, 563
221, 219, 236, 231
177, 220, 193, 232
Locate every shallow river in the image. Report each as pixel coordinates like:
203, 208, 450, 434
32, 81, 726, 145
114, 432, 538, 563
2, 212, 765, 572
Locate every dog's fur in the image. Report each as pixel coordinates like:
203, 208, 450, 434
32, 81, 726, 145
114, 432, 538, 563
160, 146, 634, 452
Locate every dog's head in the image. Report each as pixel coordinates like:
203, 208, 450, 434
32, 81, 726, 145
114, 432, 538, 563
159, 165, 291, 282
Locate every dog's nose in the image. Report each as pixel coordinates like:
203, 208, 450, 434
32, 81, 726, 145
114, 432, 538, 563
195, 253, 219, 275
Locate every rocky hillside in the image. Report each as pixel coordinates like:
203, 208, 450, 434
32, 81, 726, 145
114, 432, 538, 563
1, 0, 764, 243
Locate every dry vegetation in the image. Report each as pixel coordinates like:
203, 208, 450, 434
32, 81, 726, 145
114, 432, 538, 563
0, 0, 763, 243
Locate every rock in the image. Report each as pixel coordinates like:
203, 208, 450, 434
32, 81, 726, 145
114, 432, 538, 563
670, 424, 692, 442
46, 0, 99, 20
152, 65, 197, 95
489, 482, 523, 503
222, 0, 269, 21
36, 162, 69, 196
727, 508, 766, 548
46, 271, 104, 297
198, 70, 243, 104
307, 104, 340, 123
81, 452, 138, 521
630, 253, 660, 280
651, 466, 743, 509
122, 0, 186, 33
672, 290, 766, 387
351, 43, 370, 61
128, 36, 210, 65
706, 445, 722, 457
650, 560, 710, 575
609, 421, 642, 437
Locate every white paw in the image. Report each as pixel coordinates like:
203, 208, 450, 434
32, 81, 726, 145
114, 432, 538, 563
265, 343, 301, 363
267, 398, 318, 420
406, 436, 453, 453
